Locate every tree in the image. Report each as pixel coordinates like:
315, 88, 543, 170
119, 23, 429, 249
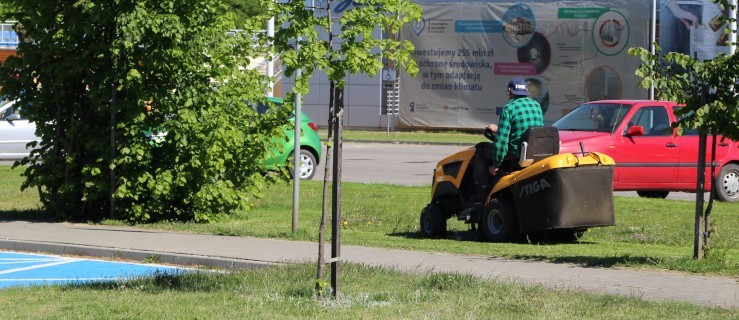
629, 48, 739, 140
628, 0, 738, 259
223, 0, 265, 29
0, 0, 290, 222
266, 0, 421, 298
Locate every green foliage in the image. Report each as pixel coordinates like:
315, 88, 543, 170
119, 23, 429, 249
629, 46, 739, 140
223, 0, 265, 29
0, 0, 421, 223
0, 0, 290, 222
268, 0, 421, 100
627, 0, 739, 140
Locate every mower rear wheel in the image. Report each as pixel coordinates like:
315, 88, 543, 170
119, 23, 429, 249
420, 204, 447, 238
481, 198, 520, 242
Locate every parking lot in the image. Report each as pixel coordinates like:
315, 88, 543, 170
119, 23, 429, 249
0, 250, 190, 289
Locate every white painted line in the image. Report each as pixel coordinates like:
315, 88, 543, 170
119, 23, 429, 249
0, 259, 79, 275
0, 258, 61, 263
0, 259, 59, 265
0, 260, 61, 265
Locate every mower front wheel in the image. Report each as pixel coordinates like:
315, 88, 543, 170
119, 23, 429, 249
420, 204, 447, 238
481, 197, 520, 242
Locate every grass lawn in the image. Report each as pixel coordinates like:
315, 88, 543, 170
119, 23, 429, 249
1, 263, 736, 319
2, 165, 737, 278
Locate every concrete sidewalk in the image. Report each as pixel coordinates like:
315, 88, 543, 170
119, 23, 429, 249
0, 220, 737, 309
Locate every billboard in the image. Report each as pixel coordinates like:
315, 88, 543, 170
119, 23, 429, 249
398, 0, 651, 128
659, 0, 733, 60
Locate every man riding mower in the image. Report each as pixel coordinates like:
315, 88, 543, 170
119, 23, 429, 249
419, 125, 616, 242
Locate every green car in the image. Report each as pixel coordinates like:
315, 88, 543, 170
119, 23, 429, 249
260, 97, 322, 180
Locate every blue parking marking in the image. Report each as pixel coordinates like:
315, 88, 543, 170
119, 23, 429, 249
0, 251, 191, 289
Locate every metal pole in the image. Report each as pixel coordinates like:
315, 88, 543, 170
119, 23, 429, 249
292, 46, 302, 234
109, 84, 118, 219
731, 0, 737, 56
383, 84, 394, 140
267, 17, 275, 97
650, 0, 657, 99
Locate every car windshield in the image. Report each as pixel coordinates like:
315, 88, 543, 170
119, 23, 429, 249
553, 103, 632, 133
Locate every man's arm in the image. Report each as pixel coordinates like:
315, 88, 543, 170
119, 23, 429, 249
492, 107, 511, 168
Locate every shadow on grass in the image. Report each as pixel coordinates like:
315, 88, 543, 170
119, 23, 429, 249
0, 209, 115, 224
388, 229, 597, 244
63, 269, 310, 295
509, 254, 662, 268
62, 271, 200, 292
0, 209, 60, 222
389, 230, 656, 269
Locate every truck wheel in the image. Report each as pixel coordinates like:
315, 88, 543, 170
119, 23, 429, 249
420, 204, 447, 238
481, 198, 520, 242
715, 164, 739, 203
636, 191, 669, 199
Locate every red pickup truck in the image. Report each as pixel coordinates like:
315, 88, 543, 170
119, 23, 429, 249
554, 100, 739, 202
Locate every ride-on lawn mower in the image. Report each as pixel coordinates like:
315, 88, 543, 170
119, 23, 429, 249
420, 126, 616, 242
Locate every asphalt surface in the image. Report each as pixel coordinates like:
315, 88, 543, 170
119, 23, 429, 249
315, 142, 706, 201
0, 141, 715, 201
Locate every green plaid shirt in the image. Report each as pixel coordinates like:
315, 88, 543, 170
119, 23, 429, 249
492, 96, 544, 167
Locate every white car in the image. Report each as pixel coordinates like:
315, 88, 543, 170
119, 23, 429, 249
0, 99, 38, 160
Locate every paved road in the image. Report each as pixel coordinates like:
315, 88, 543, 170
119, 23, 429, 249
3, 142, 708, 201
314, 142, 461, 186
314, 142, 705, 201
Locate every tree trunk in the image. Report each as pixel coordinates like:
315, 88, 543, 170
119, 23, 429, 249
331, 85, 343, 299
316, 80, 334, 297
693, 131, 706, 259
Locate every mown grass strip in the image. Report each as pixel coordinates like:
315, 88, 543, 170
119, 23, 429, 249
1, 263, 735, 319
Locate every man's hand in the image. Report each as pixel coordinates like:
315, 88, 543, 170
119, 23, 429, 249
486, 124, 498, 132
489, 166, 498, 175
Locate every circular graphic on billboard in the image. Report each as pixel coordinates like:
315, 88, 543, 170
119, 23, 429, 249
502, 3, 536, 48
517, 32, 551, 74
586, 66, 622, 101
525, 77, 549, 114
592, 10, 630, 56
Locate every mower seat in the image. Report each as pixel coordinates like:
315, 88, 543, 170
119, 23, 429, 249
518, 126, 560, 167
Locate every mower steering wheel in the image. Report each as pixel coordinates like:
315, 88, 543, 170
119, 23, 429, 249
483, 127, 496, 142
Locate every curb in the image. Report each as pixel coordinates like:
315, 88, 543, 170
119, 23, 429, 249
0, 239, 276, 270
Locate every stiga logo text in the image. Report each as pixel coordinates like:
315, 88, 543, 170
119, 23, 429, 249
519, 179, 551, 198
